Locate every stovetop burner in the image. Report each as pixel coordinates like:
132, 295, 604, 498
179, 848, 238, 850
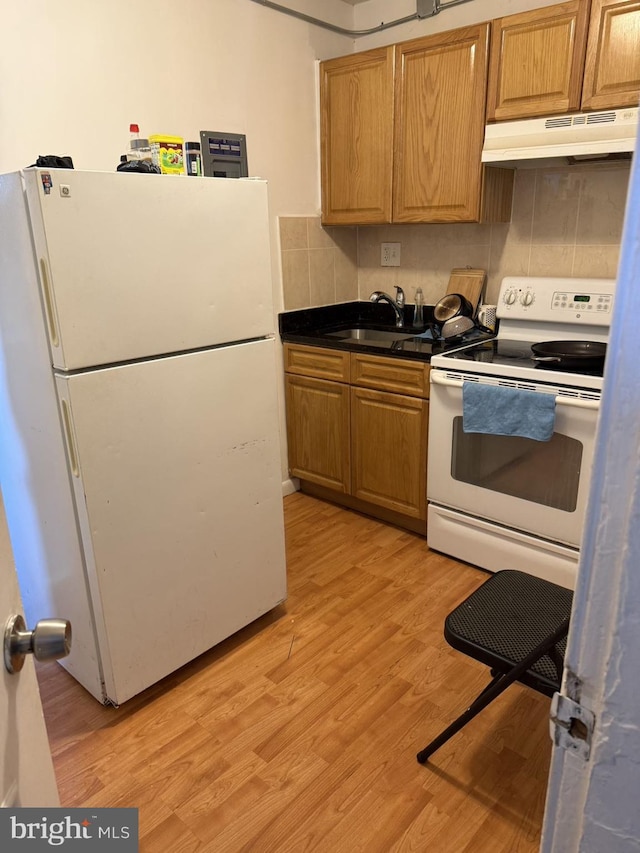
443, 338, 605, 377
430, 276, 615, 392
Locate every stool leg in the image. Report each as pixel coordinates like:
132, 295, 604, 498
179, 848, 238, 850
416, 672, 506, 763
416, 615, 570, 764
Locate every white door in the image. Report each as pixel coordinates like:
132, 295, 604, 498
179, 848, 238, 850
541, 107, 640, 852
0, 492, 59, 808
23, 168, 275, 370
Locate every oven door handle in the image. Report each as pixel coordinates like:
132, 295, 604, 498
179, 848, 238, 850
430, 372, 600, 410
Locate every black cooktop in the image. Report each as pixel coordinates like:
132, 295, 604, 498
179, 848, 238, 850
440, 338, 606, 377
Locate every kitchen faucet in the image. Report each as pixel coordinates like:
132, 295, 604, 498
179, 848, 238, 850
370, 286, 405, 327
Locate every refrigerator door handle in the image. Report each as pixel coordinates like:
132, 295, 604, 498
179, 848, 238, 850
61, 399, 80, 477
39, 258, 59, 346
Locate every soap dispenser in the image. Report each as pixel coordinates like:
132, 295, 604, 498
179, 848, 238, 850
413, 287, 424, 328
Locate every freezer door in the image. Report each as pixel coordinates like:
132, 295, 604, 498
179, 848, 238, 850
55, 338, 287, 705
24, 169, 275, 370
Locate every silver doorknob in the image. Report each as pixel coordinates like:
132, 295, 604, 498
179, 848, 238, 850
4, 614, 72, 674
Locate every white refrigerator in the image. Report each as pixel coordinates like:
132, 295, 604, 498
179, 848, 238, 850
0, 168, 287, 705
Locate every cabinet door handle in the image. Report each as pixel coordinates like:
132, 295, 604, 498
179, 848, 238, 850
61, 399, 80, 477
39, 258, 59, 346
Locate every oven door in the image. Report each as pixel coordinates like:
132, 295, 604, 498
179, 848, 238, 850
427, 370, 600, 548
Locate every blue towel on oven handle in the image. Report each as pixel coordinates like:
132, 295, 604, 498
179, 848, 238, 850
462, 382, 556, 442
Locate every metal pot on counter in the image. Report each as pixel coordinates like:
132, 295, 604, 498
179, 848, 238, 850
440, 315, 476, 339
432, 293, 477, 340
433, 293, 474, 322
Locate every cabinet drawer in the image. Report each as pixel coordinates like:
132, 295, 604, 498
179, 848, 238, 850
351, 353, 430, 398
284, 344, 350, 382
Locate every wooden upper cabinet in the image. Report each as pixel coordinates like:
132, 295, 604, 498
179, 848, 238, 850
320, 47, 395, 225
582, 0, 640, 109
487, 1, 590, 121
393, 24, 491, 223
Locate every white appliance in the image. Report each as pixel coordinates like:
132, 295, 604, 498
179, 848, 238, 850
427, 276, 615, 590
482, 107, 638, 164
0, 168, 287, 705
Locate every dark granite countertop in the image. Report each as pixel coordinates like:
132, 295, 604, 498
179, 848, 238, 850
279, 301, 491, 363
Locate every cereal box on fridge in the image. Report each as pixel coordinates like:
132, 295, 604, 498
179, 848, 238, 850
149, 135, 184, 174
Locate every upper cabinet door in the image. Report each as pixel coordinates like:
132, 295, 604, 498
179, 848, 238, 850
393, 24, 490, 223
320, 47, 395, 225
582, 0, 640, 109
487, 0, 590, 121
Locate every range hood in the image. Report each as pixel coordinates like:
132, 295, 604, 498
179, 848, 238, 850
482, 107, 638, 165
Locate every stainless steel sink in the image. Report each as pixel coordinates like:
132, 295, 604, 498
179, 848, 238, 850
324, 328, 413, 343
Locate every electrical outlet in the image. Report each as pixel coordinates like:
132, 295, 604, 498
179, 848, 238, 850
381, 242, 401, 267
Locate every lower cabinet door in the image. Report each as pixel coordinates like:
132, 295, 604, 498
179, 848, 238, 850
351, 386, 428, 519
285, 373, 350, 493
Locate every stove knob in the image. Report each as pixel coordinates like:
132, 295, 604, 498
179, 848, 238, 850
520, 291, 535, 307
504, 289, 517, 305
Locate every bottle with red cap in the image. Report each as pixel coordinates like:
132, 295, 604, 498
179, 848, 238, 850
127, 123, 152, 163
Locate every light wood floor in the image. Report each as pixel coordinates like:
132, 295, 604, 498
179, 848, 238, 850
36, 492, 552, 852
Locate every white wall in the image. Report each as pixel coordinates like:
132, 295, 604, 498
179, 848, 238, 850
353, 0, 565, 47
0, 0, 354, 491
0, 0, 594, 293
0, 0, 354, 216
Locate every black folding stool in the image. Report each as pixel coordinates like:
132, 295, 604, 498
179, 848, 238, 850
417, 569, 573, 764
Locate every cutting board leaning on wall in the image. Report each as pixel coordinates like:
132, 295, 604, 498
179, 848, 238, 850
446, 268, 486, 316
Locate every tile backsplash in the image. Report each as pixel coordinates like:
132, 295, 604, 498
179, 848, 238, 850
279, 216, 358, 310
280, 161, 630, 310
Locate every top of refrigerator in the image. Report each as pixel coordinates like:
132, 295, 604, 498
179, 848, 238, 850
14, 169, 276, 371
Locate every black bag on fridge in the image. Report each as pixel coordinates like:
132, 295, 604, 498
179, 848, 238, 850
29, 155, 74, 168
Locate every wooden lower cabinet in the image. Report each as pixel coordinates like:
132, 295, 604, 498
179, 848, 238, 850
351, 387, 428, 520
285, 373, 350, 493
284, 344, 429, 534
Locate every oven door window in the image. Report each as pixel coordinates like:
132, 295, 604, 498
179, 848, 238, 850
451, 417, 583, 512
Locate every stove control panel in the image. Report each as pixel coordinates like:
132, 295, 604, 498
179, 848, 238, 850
498, 276, 615, 324
552, 291, 613, 314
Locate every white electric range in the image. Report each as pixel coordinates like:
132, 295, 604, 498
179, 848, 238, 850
426, 276, 615, 589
